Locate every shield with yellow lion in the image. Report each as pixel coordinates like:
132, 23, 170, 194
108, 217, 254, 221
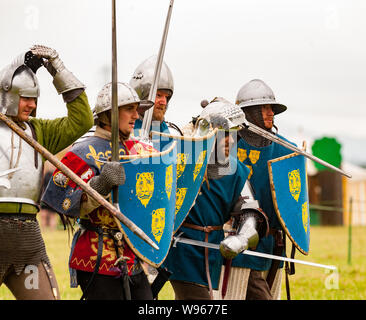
151, 129, 217, 233
115, 142, 177, 267
268, 152, 310, 255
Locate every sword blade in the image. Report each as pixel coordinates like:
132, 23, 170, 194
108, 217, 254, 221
140, 0, 175, 141
173, 236, 337, 271
111, 0, 119, 207
245, 123, 352, 178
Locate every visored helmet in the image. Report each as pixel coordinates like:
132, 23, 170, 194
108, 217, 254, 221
195, 97, 246, 136
0, 51, 42, 117
235, 79, 287, 115
129, 55, 174, 103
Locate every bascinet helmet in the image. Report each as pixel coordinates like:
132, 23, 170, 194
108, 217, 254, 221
0, 51, 42, 117
235, 79, 287, 115
129, 55, 174, 104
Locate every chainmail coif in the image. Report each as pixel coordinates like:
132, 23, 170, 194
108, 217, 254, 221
239, 106, 276, 147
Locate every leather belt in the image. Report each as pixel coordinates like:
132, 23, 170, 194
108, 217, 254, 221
182, 222, 223, 300
182, 222, 223, 233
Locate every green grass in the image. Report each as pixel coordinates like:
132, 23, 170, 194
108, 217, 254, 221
1, 225, 365, 300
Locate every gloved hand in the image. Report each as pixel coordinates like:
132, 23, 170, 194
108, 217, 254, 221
90, 162, 126, 196
220, 234, 251, 260
29, 44, 85, 97
219, 214, 260, 260
30, 45, 65, 76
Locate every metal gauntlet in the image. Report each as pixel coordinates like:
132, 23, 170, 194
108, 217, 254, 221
30, 45, 85, 95
220, 209, 268, 259
219, 181, 269, 259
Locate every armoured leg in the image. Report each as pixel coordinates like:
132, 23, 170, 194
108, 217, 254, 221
4, 262, 60, 300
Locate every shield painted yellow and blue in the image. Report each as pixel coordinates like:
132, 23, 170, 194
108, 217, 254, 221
151, 129, 217, 233
268, 152, 310, 255
115, 142, 177, 267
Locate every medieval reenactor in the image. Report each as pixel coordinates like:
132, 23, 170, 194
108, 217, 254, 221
0, 45, 93, 299
162, 97, 269, 300
130, 55, 183, 136
219, 79, 296, 299
41, 82, 155, 300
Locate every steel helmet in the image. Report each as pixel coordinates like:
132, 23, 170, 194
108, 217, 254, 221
94, 82, 142, 115
0, 51, 42, 117
129, 55, 174, 102
195, 97, 245, 136
235, 79, 287, 115
93, 81, 147, 127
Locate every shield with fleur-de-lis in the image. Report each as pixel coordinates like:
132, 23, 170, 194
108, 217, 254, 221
268, 152, 310, 255
151, 129, 217, 233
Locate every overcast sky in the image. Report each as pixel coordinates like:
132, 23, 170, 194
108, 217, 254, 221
1, 0, 365, 164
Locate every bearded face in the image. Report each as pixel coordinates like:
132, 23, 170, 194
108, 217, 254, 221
152, 90, 171, 122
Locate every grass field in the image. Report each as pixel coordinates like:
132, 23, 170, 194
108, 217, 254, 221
1, 225, 365, 300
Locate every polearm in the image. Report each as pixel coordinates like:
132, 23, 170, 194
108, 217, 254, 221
140, 0, 175, 142
173, 235, 337, 271
111, 0, 120, 209
241, 122, 352, 178
0, 112, 159, 250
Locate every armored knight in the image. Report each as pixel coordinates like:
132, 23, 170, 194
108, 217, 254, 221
42, 82, 155, 300
162, 97, 269, 300
217, 79, 297, 300
0, 45, 93, 300
130, 55, 183, 136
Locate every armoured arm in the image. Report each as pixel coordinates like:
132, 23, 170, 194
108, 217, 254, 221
220, 181, 269, 259
30, 45, 85, 102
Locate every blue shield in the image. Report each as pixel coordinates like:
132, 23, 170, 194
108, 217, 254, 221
151, 130, 217, 233
268, 152, 310, 255
115, 142, 177, 267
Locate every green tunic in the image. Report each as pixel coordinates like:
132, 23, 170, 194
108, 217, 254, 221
30, 91, 94, 157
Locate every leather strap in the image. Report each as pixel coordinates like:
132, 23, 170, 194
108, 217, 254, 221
182, 222, 223, 233
221, 258, 232, 299
266, 229, 284, 289
182, 222, 223, 299
27, 121, 39, 169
